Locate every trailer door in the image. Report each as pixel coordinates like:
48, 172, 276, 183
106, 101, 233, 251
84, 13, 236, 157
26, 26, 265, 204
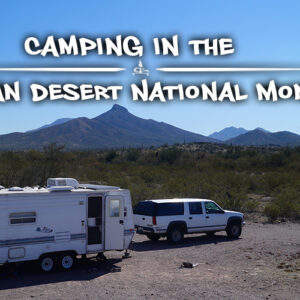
105, 196, 124, 250
87, 196, 103, 253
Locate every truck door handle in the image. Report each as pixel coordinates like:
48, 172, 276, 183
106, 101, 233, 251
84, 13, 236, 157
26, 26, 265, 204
206, 216, 209, 219
120, 220, 124, 224
189, 217, 192, 220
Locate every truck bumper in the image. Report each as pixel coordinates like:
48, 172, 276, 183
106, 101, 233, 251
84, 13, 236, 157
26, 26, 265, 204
135, 225, 154, 235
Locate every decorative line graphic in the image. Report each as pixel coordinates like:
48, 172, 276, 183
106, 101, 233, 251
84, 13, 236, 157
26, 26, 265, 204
157, 67, 300, 73
0, 67, 125, 72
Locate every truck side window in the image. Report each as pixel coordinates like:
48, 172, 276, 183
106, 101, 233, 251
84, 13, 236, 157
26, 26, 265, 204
10, 212, 36, 224
189, 202, 203, 214
133, 201, 156, 216
156, 203, 184, 216
204, 202, 222, 214
110, 199, 120, 217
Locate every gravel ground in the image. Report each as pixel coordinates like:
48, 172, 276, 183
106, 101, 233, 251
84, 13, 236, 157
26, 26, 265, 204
0, 222, 299, 300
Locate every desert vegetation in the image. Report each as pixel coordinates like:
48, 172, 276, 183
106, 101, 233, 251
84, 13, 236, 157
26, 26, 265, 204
0, 142, 299, 222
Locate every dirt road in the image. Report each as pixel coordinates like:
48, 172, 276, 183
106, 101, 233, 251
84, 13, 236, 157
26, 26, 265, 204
0, 222, 299, 299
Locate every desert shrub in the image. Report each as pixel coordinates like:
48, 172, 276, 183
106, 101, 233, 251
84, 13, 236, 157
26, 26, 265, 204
126, 149, 140, 162
105, 150, 117, 162
0, 143, 300, 220
271, 188, 300, 219
264, 204, 280, 222
243, 199, 260, 213
158, 148, 181, 164
265, 153, 286, 168
213, 190, 246, 212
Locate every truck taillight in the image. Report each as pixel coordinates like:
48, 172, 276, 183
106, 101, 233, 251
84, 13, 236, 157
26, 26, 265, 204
152, 216, 157, 225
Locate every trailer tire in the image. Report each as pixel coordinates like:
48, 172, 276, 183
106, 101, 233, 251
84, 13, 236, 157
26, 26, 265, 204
167, 226, 184, 244
39, 255, 55, 273
146, 233, 160, 241
59, 253, 75, 271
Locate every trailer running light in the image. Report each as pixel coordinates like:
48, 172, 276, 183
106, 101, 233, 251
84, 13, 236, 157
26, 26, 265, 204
152, 216, 157, 225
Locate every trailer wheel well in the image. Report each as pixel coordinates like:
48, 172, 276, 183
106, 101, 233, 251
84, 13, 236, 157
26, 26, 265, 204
39, 250, 78, 261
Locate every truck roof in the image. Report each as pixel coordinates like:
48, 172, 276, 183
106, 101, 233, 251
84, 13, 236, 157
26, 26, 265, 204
142, 198, 213, 203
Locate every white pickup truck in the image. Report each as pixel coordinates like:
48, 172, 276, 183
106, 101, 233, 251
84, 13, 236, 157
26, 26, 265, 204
133, 198, 245, 243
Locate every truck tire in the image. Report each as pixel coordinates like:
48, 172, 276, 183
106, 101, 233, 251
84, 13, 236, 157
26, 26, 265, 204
226, 222, 242, 239
39, 255, 55, 273
146, 233, 160, 241
59, 253, 75, 271
167, 226, 184, 244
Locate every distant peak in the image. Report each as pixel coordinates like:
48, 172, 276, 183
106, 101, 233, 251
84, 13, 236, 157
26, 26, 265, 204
254, 127, 269, 133
111, 104, 128, 112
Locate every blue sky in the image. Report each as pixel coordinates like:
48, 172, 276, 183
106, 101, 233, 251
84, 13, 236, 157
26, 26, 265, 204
1, 1, 300, 135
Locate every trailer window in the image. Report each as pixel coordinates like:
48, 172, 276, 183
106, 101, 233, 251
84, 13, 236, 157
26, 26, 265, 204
109, 199, 120, 217
10, 212, 36, 224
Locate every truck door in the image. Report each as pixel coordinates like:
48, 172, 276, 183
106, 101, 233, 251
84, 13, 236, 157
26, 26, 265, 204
204, 201, 228, 230
186, 202, 206, 232
105, 196, 124, 250
87, 196, 103, 253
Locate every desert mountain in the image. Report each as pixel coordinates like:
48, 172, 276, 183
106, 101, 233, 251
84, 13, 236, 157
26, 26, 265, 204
0, 105, 216, 150
226, 129, 300, 146
209, 126, 248, 141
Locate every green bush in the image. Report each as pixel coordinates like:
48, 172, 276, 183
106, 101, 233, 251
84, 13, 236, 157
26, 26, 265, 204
0, 143, 299, 221
264, 204, 280, 222
243, 199, 259, 213
126, 149, 140, 162
272, 188, 300, 219
158, 148, 181, 164
105, 150, 117, 162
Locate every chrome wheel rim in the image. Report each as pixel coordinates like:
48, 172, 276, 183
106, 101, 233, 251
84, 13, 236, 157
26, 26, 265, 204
172, 230, 181, 242
62, 255, 73, 269
41, 257, 54, 272
231, 225, 239, 236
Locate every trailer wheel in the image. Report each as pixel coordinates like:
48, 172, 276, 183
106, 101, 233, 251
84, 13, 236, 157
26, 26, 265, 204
60, 253, 75, 271
40, 255, 55, 273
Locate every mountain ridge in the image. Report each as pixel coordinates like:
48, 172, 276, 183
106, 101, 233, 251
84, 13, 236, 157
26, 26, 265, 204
0, 104, 216, 150
226, 129, 300, 146
209, 126, 248, 141
1, 106, 300, 149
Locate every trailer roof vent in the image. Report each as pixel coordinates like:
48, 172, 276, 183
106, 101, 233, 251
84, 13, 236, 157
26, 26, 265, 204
8, 187, 23, 192
47, 178, 79, 188
48, 186, 74, 192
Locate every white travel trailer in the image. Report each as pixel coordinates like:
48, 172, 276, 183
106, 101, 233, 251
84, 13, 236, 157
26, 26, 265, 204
0, 178, 135, 272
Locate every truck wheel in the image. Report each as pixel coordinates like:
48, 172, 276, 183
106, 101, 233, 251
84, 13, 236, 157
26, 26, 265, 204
226, 222, 242, 239
167, 226, 184, 244
60, 254, 75, 271
146, 233, 160, 241
40, 255, 55, 273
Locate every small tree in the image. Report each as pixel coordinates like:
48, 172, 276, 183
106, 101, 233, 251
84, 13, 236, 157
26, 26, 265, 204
105, 150, 117, 162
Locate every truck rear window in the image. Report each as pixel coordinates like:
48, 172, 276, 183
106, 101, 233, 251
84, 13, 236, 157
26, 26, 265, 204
133, 201, 156, 216
156, 203, 184, 216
